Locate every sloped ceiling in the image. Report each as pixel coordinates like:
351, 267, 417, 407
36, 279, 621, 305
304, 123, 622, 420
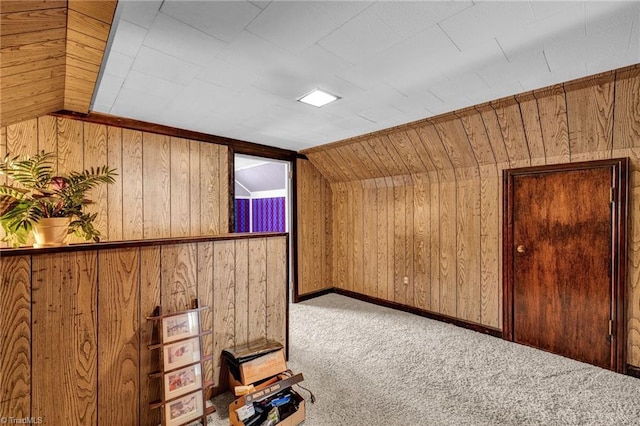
93, 1, 640, 151
303, 67, 640, 182
0, 0, 117, 127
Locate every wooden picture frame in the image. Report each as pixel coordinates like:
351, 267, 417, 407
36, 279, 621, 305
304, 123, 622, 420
164, 363, 202, 401
162, 311, 200, 343
165, 390, 204, 426
163, 337, 201, 371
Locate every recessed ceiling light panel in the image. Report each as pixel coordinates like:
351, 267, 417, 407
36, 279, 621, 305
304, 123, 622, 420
297, 88, 340, 107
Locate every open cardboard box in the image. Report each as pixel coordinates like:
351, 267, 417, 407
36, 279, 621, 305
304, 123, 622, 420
229, 373, 305, 426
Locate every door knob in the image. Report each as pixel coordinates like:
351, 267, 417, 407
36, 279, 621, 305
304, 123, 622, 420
516, 245, 526, 253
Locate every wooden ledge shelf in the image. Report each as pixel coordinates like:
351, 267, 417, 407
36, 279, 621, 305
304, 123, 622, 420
0, 232, 287, 256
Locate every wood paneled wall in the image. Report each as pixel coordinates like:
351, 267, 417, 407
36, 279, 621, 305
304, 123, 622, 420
296, 158, 333, 295
301, 64, 640, 367
0, 115, 230, 246
0, 1, 116, 126
65, 0, 117, 112
0, 0, 67, 126
0, 234, 288, 425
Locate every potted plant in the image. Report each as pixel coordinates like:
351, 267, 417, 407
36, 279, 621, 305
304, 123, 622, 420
0, 151, 116, 247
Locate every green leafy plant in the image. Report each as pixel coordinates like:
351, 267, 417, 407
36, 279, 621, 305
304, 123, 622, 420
0, 151, 117, 247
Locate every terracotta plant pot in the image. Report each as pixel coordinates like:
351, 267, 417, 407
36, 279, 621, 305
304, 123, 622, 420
33, 217, 71, 248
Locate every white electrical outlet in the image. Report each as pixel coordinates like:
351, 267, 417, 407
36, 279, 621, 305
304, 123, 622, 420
403, 276, 409, 285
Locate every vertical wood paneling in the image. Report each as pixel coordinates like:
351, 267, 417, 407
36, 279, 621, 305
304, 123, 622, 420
535, 86, 570, 164
98, 248, 139, 426
477, 106, 510, 165
0, 235, 288, 423
404, 175, 414, 307
121, 129, 143, 240
196, 242, 214, 394
57, 118, 85, 244
479, 165, 500, 328
37, 115, 58, 157
0, 256, 31, 417
613, 68, 640, 149
57, 117, 83, 172
493, 101, 531, 167
375, 178, 388, 300
161, 243, 197, 313
32, 251, 98, 425
213, 240, 235, 387
393, 176, 406, 304
516, 93, 546, 165
139, 246, 161, 426
345, 182, 354, 292
413, 173, 430, 310
6, 118, 38, 155
201, 143, 220, 235
219, 145, 230, 233
439, 174, 457, 317
565, 75, 615, 162
352, 181, 364, 294
456, 173, 481, 322
106, 126, 123, 241
235, 239, 250, 346
311, 164, 322, 292
429, 173, 441, 313
362, 179, 378, 297
266, 236, 287, 346
297, 159, 311, 293
334, 182, 348, 289
385, 177, 395, 301
83, 122, 108, 239
170, 137, 191, 237
143, 133, 170, 239
248, 238, 268, 342
190, 141, 201, 237
323, 176, 333, 290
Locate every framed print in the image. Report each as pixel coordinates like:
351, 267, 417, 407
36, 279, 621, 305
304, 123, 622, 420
164, 337, 201, 371
162, 311, 199, 343
164, 363, 202, 400
165, 390, 203, 426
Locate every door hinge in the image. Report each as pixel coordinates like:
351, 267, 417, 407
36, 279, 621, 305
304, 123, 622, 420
610, 187, 615, 203
608, 319, 614, 338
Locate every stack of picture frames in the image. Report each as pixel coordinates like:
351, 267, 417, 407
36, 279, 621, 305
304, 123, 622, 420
148, 299, 215, 426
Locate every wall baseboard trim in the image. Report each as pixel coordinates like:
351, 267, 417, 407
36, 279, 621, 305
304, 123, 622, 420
296, 287, 502, 338
627, 365, 640, 379
295, 288, 335, 303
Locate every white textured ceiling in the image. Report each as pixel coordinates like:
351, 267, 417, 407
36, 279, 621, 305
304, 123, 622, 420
93, 1, 640, 152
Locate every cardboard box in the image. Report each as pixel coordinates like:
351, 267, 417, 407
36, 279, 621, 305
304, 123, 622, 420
223, 340, 287, 386
239, 349, 286, 385
229, 374, 305, 426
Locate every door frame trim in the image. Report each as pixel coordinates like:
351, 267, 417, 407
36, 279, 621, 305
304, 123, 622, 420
502, 158, 629, 373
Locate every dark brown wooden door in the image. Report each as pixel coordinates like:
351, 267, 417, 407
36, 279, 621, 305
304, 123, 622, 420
512, 167, 613, 369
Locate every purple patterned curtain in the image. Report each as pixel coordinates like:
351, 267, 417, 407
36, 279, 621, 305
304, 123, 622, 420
234, 199, 250, 233
252, 197, 286, 232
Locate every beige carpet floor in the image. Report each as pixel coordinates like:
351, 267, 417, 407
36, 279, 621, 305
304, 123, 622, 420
208, 293, 640, 425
